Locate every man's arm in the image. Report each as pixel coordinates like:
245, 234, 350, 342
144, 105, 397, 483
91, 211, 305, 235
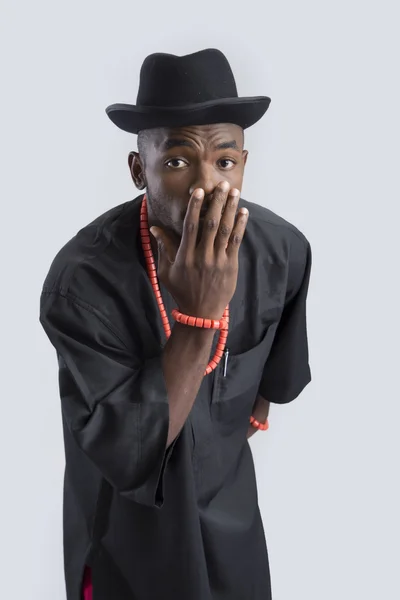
151, 184, 249, 447
163, 323, 215, 446
247, 394, 270, 439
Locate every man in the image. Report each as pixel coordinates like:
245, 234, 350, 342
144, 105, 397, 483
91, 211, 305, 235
39, 49, 312, 600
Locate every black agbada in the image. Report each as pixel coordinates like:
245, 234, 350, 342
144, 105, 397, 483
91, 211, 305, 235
39, 194, 312, 600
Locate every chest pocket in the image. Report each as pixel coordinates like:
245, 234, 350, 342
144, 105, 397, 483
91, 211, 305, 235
211, 323, 277, 433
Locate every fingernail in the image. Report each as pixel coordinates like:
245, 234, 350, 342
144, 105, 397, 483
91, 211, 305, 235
230, 188, 240, 198
193, 189, 204, 199
240, 208, 249, 215
220, 181, 230, 192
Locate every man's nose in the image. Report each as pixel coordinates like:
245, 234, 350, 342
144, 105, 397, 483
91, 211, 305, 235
189, 166, 224, 197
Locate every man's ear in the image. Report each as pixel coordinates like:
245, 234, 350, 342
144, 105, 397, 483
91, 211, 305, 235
128, 151, 146, 190
242, 150, 249, 166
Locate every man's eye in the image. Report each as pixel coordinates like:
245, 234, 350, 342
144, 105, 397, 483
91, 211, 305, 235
165, 159, 187, 169
219, 159, 236, 169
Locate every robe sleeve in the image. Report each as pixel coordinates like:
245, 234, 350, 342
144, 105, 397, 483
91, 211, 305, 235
39, 289, 176, 508
258, 235, 312, 404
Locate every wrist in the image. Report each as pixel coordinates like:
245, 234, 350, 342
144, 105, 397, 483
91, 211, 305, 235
172, 321, 216, 344
172, 308, 227, 331
249, 416, 269, 431
176, 305, 227, 322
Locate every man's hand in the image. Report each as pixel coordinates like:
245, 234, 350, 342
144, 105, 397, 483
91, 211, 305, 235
247, 395, 270, 439
150, 181, 248, 320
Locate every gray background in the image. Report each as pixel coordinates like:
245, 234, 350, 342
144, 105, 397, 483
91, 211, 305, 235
1, 1, 399, 598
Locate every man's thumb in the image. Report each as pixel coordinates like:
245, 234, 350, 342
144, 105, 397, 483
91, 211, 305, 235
149, 226, 162, 246
150, 227, 165, 251
150, 227, 168, 261
150, 226, 174, 264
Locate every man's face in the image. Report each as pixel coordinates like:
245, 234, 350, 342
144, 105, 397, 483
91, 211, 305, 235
129, 123, 248, 238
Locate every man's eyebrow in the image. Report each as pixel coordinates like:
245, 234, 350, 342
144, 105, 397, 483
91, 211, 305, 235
215, 140, 240, 151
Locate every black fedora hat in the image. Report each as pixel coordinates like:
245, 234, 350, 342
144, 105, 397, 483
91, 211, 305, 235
106, 49, 271, 134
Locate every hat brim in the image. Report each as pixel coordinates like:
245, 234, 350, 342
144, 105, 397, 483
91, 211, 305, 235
105, 96, 271, 134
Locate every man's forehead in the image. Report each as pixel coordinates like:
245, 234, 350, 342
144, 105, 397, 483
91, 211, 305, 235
150, 124, 244, 149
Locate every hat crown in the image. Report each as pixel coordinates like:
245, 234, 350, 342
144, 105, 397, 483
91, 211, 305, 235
136, 49, 238, 108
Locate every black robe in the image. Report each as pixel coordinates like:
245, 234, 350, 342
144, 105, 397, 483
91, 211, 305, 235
39, 194, 312, 600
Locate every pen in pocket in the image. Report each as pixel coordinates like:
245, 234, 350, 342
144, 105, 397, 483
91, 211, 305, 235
223, 348, 229, 377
